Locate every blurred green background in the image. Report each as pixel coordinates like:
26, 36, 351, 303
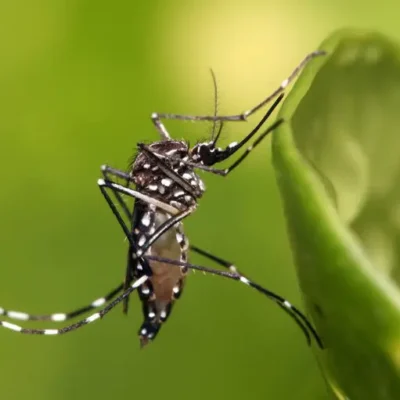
0, 1, 398, 400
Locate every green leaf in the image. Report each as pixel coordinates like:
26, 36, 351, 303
272, 29, 400, 399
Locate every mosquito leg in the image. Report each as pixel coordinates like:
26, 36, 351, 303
101, 166, 134, 220
146, 94, 283, 181
98, 178, 179, 215
101, 165, 132, 182
114, 204, 194, 319
151, 113, 172, 140
99, 182, 136, 242
98, 173, 195, 281
98, 181, 153, 279
221, 120, 283, 175
99, 169, 149, 315
98, 177, 194, 272
135, 206, 196, 258
144, 255, 324, 349
211, 92, 284, 158
190, 245, 238, 274
0, 174, 168, 326
180, 118, 284, 177
189, 245, 318, 345
0, 276, 148, 335
0, 283, 124, 323
150, 51, 325, 127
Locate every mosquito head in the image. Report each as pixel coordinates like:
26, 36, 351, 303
189, 70, 225, 168
190, 136, 228, 167
191, 141, 215, 165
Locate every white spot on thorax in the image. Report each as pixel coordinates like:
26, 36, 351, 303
174, 190, 185, 197
161, 178, 172, 187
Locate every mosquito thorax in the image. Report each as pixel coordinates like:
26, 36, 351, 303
131, 140, 206, 208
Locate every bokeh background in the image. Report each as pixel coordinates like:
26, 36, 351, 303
0, 1, 397, 399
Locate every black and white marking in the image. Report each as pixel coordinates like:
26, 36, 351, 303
0, 276, 148, 335
0, 51, 325, 348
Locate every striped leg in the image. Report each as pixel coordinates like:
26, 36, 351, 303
0, 251, 321, 346
0, 178, 179, 327
139, 103, 284, 181
98, 176, 194, 266
101, 166, 133, 219
135, 206, 195, 258
0, 283, 123, 323
150, 52, 325, 130
96, 182, 322, 348
0, 276, 148, 335
0, 208, 193, 334
181, 118, 284, 177
190, 245, 238, 273
189, 245, 320, 346
142, 100, 285, 180
144, 254, 324, 349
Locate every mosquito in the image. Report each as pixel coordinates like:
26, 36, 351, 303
0, 50, 325, 348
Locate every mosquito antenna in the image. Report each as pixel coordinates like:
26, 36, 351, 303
212, 121, 224, 148
209, 68, 219, 142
